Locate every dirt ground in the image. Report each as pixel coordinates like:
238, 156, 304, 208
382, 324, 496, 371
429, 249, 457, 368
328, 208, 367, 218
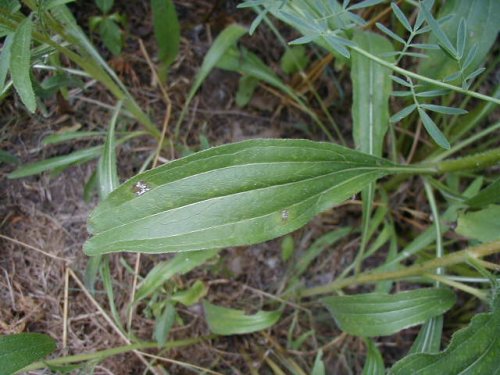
0, 1, 473, 374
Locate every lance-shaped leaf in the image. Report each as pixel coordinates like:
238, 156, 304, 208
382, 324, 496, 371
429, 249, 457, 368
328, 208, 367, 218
0, 333, 56, 375
391, 292, 500, 374
84, 139, 403, 255
322, 288, 456, 337
203, 301, 281, 335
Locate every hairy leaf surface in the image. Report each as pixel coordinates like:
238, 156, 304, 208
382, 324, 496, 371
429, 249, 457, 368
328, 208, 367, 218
84, 139, 402, 255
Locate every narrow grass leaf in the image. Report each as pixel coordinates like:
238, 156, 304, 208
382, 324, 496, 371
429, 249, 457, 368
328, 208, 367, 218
10, 17, 36, 113
135, 249, 220, 302
41, 131, 104, 146
0, 148, 18, 164
408, 316, 443, 354
390, 104, 416, 123
151, 0, 180, 70
391, 292, 500, 374
154, 301, 176, 347
84, 139, 401, 255
0, 333, 56, 375
311, 350, 325, 375
8, 146, 102, 179
175, 24, 247, 136
203, 301, 281, 335
456, 205, 500, 242
391, 3, 412, 32
0, 33, 13, 92
419, 104, 467, 115
362, 338, 384, 375
417, 108, 450, 149
322, 288, 456, 337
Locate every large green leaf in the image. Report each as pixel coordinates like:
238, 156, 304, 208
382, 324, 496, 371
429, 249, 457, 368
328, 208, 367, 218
322, 288, 456, 337
151, 0, 180, 69
0, 333, 56, 375
419, 0, 500, 82
84, 139, 401, 255
456, 205, 500, 242
10, 17, 36, 112
203, 301, 281, 335
351, 30, 393, 157
390, 292, 500, 374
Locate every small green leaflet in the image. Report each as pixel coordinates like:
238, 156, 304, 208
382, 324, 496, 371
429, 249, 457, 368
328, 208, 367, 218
390, 291, 500, 374
322, 288, 455, 337
203, 301, 281, 335
0, 333, 56, 375
10, 17, 36, 113
84, 139, 401, 255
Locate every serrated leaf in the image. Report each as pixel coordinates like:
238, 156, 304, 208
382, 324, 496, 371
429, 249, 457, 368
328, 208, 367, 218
456, 205, 500, 242
10, 17, 36, 113
322, 288, 456, 337
390, 104, 417, 123
151, 0, 180, 70
99, 18, 122, 56
419, 0, 500, 81
391, 3, 412, 32
417, 108, 450, 149
8, 146, 102, 179
419, 104, 467, 115
84, 139, 401, 255
352, 30, 393, 157
0, 333, 57, 375
363, 338, 384, 375
203, 301, 281, 335
135, 249, 220, 302
391, 292, 500, 374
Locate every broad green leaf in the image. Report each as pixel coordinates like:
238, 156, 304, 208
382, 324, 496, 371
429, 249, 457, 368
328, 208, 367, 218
84, 139, 400, 255
311, 349, 325, 375
391, 292, 500, 374
154, 301, 176, 347
95, 0, 113, 13
408, 316, 443, 354
99, 18, 122, 56
0, 148, 18, 164
235, 75, 259, 107
203, 301, 281, 335
322, 288, 456, 337
362, 338, 384, 375
0, 333, 56, 375
135, 249, 220, 302
151, 0, 180, 71
280, 46, 308, 75
8, 146, 102, 179
10, 17, 36, 113
171, 280, 208, 306
175, 24, 247, 136
352, 30, 393, 157
0, 33, 13, 93
97, 103, 121, 199
465, 178, 500, 207
418, 108, 450, 150
419, 0, 500, 81
456, 205, 500, 242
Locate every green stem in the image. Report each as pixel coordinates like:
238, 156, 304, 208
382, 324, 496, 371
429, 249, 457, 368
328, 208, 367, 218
432, 147, 500, 173
350, 46, 500, 105
301, 240, 500, 297
19, 337, 210, 372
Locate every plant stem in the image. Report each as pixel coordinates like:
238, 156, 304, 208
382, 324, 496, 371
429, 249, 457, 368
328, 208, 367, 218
301, 240, 500, 297
350, 46, 500, 105
19, 337, 210, 372
432, 147, 500, 173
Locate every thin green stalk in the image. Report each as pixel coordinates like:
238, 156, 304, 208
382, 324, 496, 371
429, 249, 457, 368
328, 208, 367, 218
424, 274, 488, 301
432, 147, 500, 173
19, 336, 210, 372
301, 240, 500, 297
349, 46, 500, 105
423, 179, 443, 276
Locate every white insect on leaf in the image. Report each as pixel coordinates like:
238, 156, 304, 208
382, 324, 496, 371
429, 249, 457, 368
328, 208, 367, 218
132, 180, 151, 196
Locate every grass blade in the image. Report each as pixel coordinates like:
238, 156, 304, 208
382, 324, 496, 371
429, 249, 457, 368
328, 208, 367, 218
203, 301, 281, 335
10, 17, 36, 112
